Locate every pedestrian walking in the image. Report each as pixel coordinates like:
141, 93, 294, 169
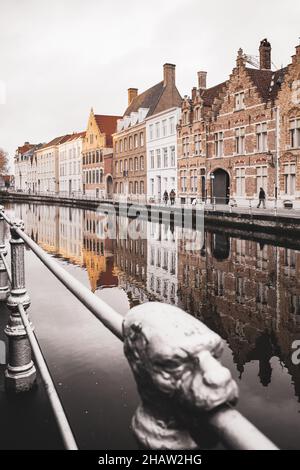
170, 189, 176, 206
163, 190, 169, 205
257, 187, 266, 209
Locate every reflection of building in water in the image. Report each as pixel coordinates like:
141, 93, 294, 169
177, 231, 300, 398
59, 207, 83, 265
15, 204, 84, 266
112, 216, 148, 307
147, 222, 178, 305
15, 204, 60, 254
83, 210, 118, 292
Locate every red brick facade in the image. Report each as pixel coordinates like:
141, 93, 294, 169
177, 40, 300, 208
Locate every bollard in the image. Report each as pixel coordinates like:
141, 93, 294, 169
249, 199, 252, 215
0, 206, 9, 301
123, 303, 239, 450
213, 197, 216, 211
4, 220, 36, 392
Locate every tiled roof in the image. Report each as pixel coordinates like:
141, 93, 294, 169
94, 115, 121, 137
245, 67, 287, 101
17, 143, 35, 155
201, 82, 227, 106
123, 81, 165, 117
269, 67, 288, 101
64, 131, 86, 142
245, 68, 273, 101
41, 134, 71, 150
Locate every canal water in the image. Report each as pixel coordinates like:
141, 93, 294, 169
0, 201, 300, 450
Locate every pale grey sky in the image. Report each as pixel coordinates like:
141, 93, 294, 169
0, 0, 300, 170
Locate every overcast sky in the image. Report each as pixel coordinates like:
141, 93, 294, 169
1, 0, 300, 170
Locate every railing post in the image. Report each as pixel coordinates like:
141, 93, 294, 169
0, 206, 9, 301
4, 220, 36, 392
123, 303, 239, 450
123, 302, 278, 450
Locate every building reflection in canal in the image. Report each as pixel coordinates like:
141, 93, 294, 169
12, 203, 300, 408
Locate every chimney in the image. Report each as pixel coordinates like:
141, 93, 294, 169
259, 39, 271, 70
128, 88, 138, 106
197, 71, 207, 89
292, 44, 300, 65
163, 63, 176, 87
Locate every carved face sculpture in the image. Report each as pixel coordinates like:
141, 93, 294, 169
123, 303, 238, 412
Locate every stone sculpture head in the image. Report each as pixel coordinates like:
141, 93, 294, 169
123, 302, 238, 449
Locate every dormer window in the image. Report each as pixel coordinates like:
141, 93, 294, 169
235, 92, 245, 111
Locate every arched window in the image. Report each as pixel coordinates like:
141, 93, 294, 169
129, 136, 133, 150
135, 181, 139, 194
134, 157, 139, 171
96, 169, 99, 183
129, 158, 133, 171
124, 138, 127, 151
140, 180, 144, 194
100, 170, 103, 183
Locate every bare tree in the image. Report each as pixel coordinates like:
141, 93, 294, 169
0, 148, 9, 174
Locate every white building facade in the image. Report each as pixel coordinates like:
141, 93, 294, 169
146, 107, 181, 202
58, 132, 84, 195
146, 221, 178, 305
14, 143, 34, 191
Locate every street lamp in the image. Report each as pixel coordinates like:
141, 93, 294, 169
267, 150, 278, 200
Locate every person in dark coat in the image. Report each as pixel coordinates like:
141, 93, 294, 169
163, 190, 169, 205
170, 189, 176, 205
257, 187, 266, 209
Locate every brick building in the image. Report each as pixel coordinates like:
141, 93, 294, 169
276, 44, 300, 205
82, 109, 121, 198
177, 39, 300, 208
113, 63, 182, 201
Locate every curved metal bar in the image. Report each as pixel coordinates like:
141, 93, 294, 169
209, 404, 278, 450
18, 304, 78, 450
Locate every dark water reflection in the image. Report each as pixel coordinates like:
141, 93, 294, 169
1, 202, 300, 450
